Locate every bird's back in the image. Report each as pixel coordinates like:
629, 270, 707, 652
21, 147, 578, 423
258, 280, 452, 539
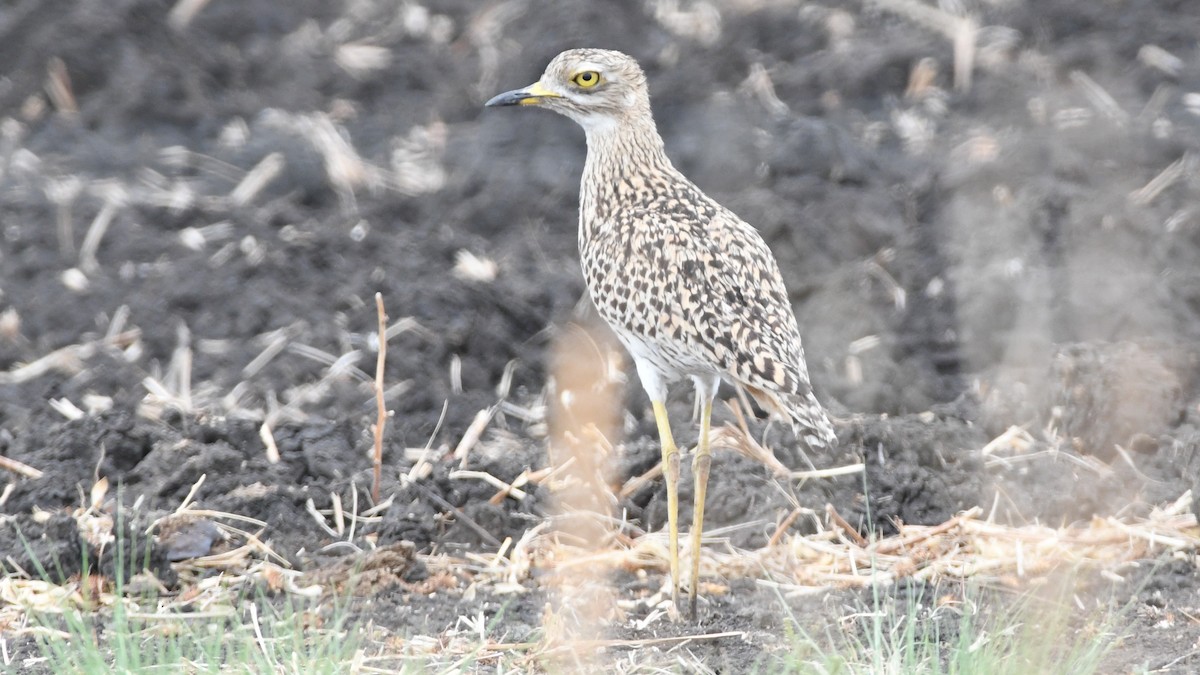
580, 146, 816, 402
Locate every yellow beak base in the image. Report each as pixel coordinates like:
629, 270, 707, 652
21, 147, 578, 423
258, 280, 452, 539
485, 80, 561, 107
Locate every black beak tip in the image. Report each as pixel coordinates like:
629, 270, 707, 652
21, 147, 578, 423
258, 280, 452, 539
485, 90, 530, 108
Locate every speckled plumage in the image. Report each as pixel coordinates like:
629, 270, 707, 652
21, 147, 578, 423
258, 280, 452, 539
487, 48, 835, 617
544, 48, 834, 446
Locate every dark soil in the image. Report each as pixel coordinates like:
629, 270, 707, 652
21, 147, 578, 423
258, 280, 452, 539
2, 0, 1200, 671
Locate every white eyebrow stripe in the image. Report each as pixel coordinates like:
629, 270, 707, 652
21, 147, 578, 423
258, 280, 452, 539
574, 62, 604, 75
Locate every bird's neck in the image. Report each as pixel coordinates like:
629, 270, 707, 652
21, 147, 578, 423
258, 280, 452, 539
579, 115, 677, 239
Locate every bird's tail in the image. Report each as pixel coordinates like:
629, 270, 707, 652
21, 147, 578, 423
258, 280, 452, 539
782, 390, 837, 450
745, 384, 838, 450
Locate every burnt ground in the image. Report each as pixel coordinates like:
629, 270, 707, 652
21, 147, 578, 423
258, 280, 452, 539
2, 0, 1200, 671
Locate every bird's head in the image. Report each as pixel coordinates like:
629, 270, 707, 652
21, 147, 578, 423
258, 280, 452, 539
485, 49, 651, 133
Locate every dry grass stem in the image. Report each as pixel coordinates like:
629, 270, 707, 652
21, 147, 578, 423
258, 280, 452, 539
79, 187, 126, 273
241, 332, 290, 378
46, 176, 82, 258
171, 474, 206, 515
360, 495, 394, 518
980, 425, 1035, 456
0, 455, 43, 480
618, 462, 663, 499
450, 470, 529, 501
259, 423, 280, 464
826, 504, 869, 547
865, 257, 907, 310
306, 498, 341, 538
452, 250, 498, 282
869, 0, 976, 91
1137, 44, 1183, 77
385, 316, 429, 341
407, 400, 449, 481
201, 522, 289, 567
768, 507, 804, 548
873, 506, 983, 555
45, 57, 78, 116
1069, 70, 1129, 124
331, 492, 346, 536
791, 464, 865, 480
476, 491, 1200, 600
163, 508, 268, 531
335, 43, 393, 79
229, 152, 284, 206
347, 484, 360, 543
742, 62, 788, 116
372, 292, 388, 503
710, 423, 791, 476
1130, 152, 1195, 205
287, 344, 370, 382
168, 322, 194, 411
454, 407, 495, 468
383, 380, 413, 404
48, 398, 85, 421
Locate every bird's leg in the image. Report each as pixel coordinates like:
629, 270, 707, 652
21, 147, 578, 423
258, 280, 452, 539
688, 395, 713, 620
651, 400, 681, 608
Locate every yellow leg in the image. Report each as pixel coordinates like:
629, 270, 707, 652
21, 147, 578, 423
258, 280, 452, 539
688, 397, 713, 619
651, 400, 680, 609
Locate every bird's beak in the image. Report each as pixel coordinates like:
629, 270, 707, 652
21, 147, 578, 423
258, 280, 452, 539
485, 80, 561, 107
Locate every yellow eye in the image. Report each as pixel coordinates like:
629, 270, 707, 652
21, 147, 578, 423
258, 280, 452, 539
572, 70, 601, 88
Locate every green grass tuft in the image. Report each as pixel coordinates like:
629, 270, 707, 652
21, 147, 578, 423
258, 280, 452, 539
19, 503, 370, 674
771, 575, 1135, 675
31, 594, 367, 674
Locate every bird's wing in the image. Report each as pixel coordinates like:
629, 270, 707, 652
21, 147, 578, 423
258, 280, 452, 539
653, 207, 813, 398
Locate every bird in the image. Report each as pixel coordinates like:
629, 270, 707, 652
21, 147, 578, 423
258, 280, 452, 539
486, 48, 836, 619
